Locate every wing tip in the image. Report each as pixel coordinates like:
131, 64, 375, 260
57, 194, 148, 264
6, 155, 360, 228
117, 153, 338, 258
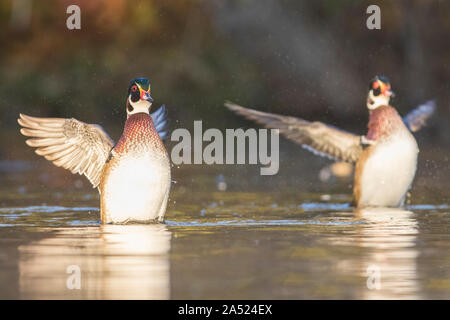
25, 138, 37, 147
20, 128, 30, 137
224, 100, 242, 111
18, 113, 33, 122
17, 114, 28, 127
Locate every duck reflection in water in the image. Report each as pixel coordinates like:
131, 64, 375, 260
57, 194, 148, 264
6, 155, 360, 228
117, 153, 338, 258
330, 207, 419, 299
18, 224, 171, 299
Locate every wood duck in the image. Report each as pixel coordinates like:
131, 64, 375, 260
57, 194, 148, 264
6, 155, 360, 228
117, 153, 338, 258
225, 76, 435, 208
18, 78, 171, 224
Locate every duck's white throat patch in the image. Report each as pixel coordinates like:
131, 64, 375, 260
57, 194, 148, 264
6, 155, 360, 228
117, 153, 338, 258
367, 90, 390, 110
127, 97, 151, 118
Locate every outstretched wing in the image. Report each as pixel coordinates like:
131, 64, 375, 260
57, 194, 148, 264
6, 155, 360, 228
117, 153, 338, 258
403, 100, 436, 132
225, 101, 363, 163
18, 114, 115, 188
151, 105, 169, 141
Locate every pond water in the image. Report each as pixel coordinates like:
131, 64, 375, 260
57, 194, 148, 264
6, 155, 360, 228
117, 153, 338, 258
0, 153, 449, 299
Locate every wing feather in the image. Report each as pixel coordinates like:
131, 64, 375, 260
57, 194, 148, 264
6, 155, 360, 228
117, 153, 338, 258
225, 101, 363, 163
403, 100, 436, 132
35, 143, 73, 156
18, 113, 115, 188
151, 105, 169, 141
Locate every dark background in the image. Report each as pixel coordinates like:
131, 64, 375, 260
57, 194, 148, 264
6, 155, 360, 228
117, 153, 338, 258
0, 0, 448, 200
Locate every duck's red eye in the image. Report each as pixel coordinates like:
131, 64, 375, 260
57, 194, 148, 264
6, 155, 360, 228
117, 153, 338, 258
372, 82, 379, 89
131, 85, 137, 92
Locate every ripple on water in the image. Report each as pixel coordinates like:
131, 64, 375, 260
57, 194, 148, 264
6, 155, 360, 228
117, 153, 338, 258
0, 206, 100, 227
0, 206, 99, 214
0, 203, 448, 229
298, 202, 351, 211
166, 218, 364, 227
405, 204, 450, 211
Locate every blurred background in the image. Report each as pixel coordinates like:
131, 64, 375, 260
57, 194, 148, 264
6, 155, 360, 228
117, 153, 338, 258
1, 0, 450, 301
0, 0, 449, 202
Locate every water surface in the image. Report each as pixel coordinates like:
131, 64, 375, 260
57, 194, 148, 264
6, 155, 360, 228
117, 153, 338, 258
0, 159, 449, 299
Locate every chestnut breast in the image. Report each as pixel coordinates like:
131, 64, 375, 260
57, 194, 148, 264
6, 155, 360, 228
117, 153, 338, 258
354, 106, 418, 207
99, 113, 171, 223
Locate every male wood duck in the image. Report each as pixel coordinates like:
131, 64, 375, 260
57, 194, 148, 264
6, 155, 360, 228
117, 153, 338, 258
225, 76, 435, 208
18, 78, 171, 224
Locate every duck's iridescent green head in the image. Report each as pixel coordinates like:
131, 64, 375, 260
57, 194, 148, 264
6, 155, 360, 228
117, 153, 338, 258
367, 75, 394, 110
126, 78, 153, 117
128, 78, 152, 103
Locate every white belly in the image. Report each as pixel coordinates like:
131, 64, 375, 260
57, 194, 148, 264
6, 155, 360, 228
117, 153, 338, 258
358, 132, 418, 207
101, 154, 171, 224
